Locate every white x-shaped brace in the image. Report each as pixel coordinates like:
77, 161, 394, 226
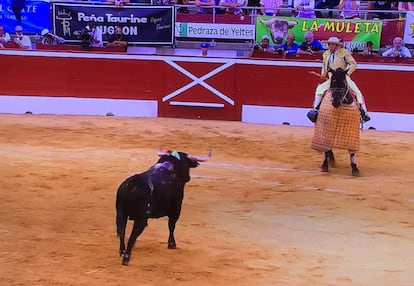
162, 60, 235, 106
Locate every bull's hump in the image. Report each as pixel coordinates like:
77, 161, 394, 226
154, 161, 174, 172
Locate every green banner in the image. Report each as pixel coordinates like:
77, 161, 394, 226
256, 16, 383, 51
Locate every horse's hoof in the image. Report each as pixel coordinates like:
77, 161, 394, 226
328, 160, 336, 168
119, 249, 126, 256
351, 163, 360, 177
168, 243, 177, 249
321, 164, 328, 172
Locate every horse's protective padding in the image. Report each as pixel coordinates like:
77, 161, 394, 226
311, 91, 360, 152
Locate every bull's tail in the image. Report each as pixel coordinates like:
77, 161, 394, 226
116, 182, 128, 238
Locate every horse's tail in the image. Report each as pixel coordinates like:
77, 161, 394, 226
116, 179, 129, 238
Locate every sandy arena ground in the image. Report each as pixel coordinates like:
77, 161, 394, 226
0, 114, 413, 286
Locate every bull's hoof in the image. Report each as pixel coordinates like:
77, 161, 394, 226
122, 254, 130, 266
321, 163, 328, 172
168, 243, 176, 249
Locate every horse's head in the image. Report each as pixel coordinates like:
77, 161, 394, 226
330, 67, 349, 108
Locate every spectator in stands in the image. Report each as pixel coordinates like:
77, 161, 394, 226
297, 31, 323, 55
398, 1, 414, 19
315, 0, 339, 18
247, 0, 261, 15
367, 1, 397, 20
40, 29, 65, 46
294, 0, 316, 18
106, 26, 129, 49
196, 0, 215, 13
254, 34, 275, 53
106, 0, 130, 6
177, 0, 190, 13
398, 1, 414, 11
11, 0, 25, 24
357, 40, 379, 56
219, 0, 246, 15
200, 42, 210, 57
89, 22, 103, 47
382, 36, 412, 58
0, 25, 11, 48
260, 0, 282, 16
13, 25, 32, 50
278, 33, 299, 55
338, 0, 360, 19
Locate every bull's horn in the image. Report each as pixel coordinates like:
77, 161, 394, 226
259, 18, 298, 28
157, 147, 170, 156
258, 18, 276, 27
287, 20, 298, 27
188, 150, 212, 162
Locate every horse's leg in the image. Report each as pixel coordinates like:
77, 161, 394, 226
122, 219, 147, 266
349, 152, 360, 177
326, 149, 336, 167
321, 149, 334, 172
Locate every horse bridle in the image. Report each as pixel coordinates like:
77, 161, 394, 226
331, 84, 350, 104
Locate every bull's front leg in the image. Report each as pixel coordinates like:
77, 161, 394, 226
167, 213, 180, 249
119, 234, 126, 257
167, 191, 183, 249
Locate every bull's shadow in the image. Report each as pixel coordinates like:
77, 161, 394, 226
116, 149, 211, 266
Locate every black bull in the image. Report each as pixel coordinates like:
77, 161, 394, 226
116, 150, 211, 265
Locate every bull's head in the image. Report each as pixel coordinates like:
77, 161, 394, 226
156, 148, 211, 183
259, 18, 298, 44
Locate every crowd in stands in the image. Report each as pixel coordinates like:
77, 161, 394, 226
253, 33, 412, 58
171, 0, 411, 19
35, 0, 413, 18
0, 21, 128, 51
0, 25, 32, 50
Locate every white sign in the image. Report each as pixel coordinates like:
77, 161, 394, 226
403, 12, 414, 45
175, 22, 255, 40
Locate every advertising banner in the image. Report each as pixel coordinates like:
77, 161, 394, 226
256, 16, 383, 51
0, 0, 51, 34
51, 3, 174, 45
175, 22, 255, 40
403, 12, 414, 45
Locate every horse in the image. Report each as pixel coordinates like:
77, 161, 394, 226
311, 67, 362, 176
